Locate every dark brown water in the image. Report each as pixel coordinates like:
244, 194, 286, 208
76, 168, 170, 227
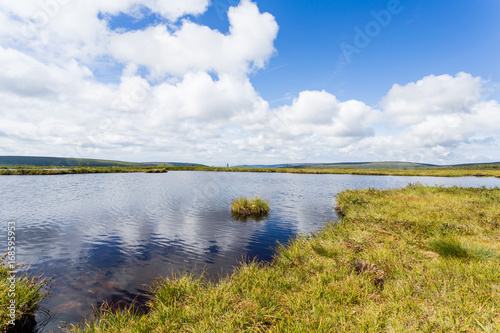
1, 171, 499, 332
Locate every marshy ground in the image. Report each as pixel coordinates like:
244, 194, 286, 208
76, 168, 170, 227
59, 184, 500, 332
2, 164, 500, 178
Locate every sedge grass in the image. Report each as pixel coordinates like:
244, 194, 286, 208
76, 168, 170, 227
0, 256, 49, 330
70, 185, 500, 332
231, 196, 270, 216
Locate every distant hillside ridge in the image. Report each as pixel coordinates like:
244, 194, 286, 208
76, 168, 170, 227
292, 162, 435, 169
236, 161, 500, 170
2, 156, 498, 169
449, 162, 500, 167
0, 156, 203, 167
237, 162, 437, 169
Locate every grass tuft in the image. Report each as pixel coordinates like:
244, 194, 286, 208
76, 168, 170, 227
231, 196, 270, 217
428, 236, 499, 260
428, 237, 470, 258
1, 255, 49, 331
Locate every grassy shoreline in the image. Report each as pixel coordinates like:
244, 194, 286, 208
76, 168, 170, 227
0, 166, 169, 176
69, 185, 500, 332
1, 165, 500, 178
0, 257, 49, 331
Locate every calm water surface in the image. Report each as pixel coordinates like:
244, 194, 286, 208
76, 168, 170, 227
1, 171, 499, 332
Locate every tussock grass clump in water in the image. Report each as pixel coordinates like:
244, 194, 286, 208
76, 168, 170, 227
0, 255, 49, 330
231, 196, 270, 216
70, 185, 500, 332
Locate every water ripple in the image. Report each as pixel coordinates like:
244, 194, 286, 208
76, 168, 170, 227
1, 172, 499, 332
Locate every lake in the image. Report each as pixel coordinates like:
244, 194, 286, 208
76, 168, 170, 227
1, 171, 499, 332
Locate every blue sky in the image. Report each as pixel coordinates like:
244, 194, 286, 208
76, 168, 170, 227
99, 0, 500, 106
0, 0, 499, 165
244, 0, 500, 107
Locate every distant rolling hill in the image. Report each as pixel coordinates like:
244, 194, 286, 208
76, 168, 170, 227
236, 161, 500, 169
0, 156, 203, 167
2, 156, 498, 170
448, 162, 500, 168
237, 162, 436, 169
294, 162, 436, 169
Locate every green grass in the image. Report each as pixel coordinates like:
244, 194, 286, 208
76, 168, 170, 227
0, 255, 49, 330
158, 165, 500, 178
428, 236, 499, 260
231, 196, 270, 216
2, 164, 500, 177
69, 184, 500, 332
0, 166, 169, 175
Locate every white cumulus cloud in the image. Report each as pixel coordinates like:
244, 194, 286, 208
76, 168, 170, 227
341, 73, 500, 163
0, 1, 498, 165
108, 0, 278, 77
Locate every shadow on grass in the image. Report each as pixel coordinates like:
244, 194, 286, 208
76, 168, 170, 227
428, 237, 498, 260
